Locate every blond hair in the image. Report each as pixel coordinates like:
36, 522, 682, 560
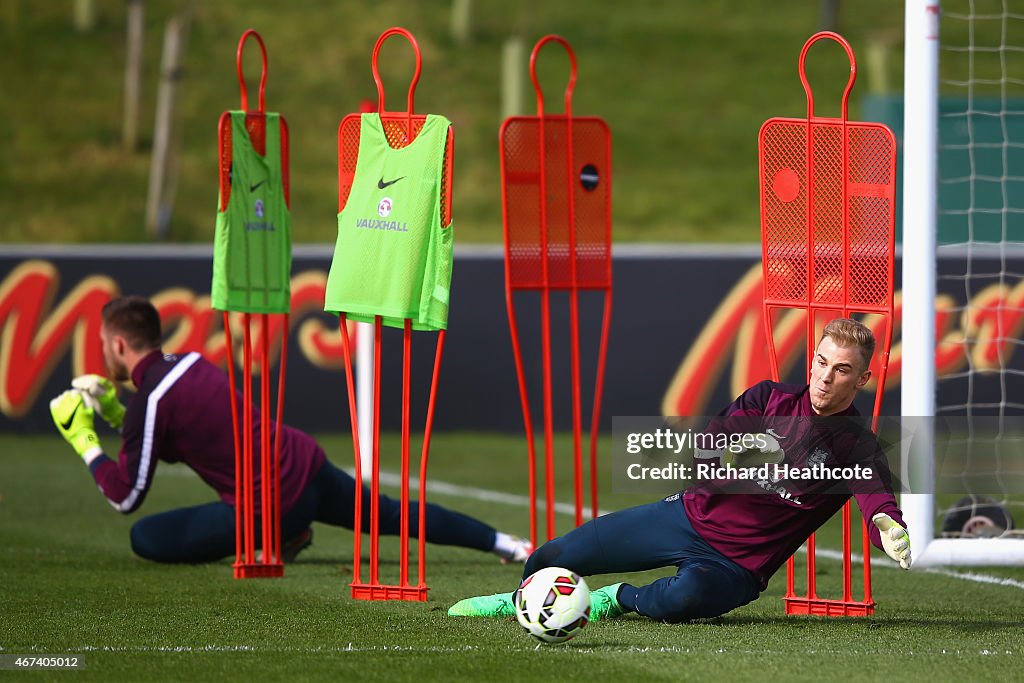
820, 318, 875, 371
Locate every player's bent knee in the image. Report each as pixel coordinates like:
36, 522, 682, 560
130, 521, 164, 562
524, 538, 563, 575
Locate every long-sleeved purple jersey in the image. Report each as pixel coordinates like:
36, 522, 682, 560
88, 350, 325, 514
681, 380, 905, 589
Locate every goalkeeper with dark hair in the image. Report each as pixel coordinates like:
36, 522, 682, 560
49, 295, 530, 565
450, 318, 911, 623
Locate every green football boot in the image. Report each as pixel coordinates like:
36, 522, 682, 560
589, 583, 626, 622
447, 592, 516, 618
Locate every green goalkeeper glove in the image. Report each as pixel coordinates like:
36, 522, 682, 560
71, 374, 125, 430
872, 513, 912, 569
50, 390, 103, 463
721, 433, 785, 469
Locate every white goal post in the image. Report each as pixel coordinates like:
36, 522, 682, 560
901, 0, 1024, 566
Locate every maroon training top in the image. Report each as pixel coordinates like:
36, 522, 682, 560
681, 380, 905, 589
88, 351, 325, 515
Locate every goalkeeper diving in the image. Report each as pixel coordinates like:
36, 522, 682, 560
450, 318, 911, 623
49, 296, 531, 565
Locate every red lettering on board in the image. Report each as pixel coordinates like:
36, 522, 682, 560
0, 261, 117, 417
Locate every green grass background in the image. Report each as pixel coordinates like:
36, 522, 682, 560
2, 432, 1023, 682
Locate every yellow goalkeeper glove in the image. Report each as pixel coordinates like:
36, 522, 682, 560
71, 374, 125, 430
50, 390, 103, 463
872, 512, 912, 569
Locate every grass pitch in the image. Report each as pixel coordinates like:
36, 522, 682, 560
2, 432, 1023, 682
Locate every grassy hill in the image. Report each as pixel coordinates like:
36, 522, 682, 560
2, 1, 906, 244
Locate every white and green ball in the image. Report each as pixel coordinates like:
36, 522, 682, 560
514, 566, 590, 644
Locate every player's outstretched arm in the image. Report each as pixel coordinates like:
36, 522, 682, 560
872, 512, 911, 569
72, 374, 126, 430
49, 390, 104, 464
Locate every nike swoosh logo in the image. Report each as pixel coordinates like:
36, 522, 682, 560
249, 179, 267, 192
378, 176, 405, 190
60, 403, 79, 432
766, 428, 786, 440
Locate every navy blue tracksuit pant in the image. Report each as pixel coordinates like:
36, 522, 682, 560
129, 459, 496, 563
524, 496, 761, 623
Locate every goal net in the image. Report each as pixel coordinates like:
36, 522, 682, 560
903, 0, 1024, 565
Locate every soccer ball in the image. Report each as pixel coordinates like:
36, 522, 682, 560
514, 566, 590, 644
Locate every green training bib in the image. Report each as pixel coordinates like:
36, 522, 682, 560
212, 112, 292, 313
324, 114, 453, 331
